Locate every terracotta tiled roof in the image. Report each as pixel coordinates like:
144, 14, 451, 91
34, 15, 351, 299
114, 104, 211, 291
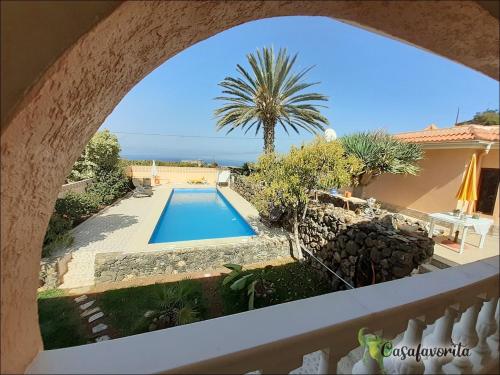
394, 124, 500, 143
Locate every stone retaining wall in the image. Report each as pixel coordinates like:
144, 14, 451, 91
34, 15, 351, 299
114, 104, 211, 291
58, 178, 94, 198
231, 175, 257, 206
94, 236, 291, 283
296, 204, 434, 290
39, 253, 72, 289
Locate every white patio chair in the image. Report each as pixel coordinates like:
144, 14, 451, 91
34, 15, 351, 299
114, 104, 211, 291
132, 179, 153, 197
217, 170, 231, 186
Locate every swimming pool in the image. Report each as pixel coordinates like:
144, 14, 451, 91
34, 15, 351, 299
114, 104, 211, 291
149, 188, 256, 243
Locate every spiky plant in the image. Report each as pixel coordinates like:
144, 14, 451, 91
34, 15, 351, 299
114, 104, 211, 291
340, 131, 423, 197
214, 47, 329, 153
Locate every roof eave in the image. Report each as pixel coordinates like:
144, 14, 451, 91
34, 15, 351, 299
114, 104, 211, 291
418, 140, 499, 149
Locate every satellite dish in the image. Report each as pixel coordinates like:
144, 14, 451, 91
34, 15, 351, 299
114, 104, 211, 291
324, 128, 337, 142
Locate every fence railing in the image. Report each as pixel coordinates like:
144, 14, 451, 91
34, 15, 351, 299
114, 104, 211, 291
57, 178, 94, 198
27, 256, 498, 374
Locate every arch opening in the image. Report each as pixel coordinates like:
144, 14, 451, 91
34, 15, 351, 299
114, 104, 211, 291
1, 2, 498, 373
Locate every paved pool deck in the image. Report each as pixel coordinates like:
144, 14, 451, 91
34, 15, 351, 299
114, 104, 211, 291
54, 183, 499, 290
56, 184, 280, 289
432, 231, 499, 266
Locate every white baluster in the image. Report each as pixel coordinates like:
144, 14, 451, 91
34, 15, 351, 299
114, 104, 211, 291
260, 354, 303, 374
472, 297, 498, 372
422, 307, 458, 374
486, 299, 499, 361
443, 300, 481, 374
317, 348, 340, 374
352, 345, 382, 374
386, 318, 426, 374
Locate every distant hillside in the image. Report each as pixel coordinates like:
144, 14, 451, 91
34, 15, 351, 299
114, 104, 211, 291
457, 109, 499, 126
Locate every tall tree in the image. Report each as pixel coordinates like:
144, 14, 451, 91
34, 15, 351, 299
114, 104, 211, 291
214, 47, 329, 153
251, 137, 361, 258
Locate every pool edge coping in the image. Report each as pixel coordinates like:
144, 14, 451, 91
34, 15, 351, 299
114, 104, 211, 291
126, 184, 276, 254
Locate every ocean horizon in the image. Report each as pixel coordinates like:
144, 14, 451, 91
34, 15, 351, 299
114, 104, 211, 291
120, 154, 251, 167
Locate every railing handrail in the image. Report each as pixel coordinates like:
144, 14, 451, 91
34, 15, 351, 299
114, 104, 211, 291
27, 256, 499, 374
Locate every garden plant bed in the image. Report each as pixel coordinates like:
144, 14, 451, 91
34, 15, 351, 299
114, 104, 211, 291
38, 261, 333, 348
220, 261, 332, 315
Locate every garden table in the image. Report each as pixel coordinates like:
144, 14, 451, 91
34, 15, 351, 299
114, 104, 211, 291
331, 193, 366, 211
428, 212, 493, 254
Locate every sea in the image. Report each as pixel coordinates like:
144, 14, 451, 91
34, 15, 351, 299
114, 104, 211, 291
120, 154, 250, 167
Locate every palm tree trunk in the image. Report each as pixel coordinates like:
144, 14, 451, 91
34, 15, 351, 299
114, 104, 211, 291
263, 121, 275, 154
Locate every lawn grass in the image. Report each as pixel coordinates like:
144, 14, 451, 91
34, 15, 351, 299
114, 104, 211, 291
37, 289, 87, 349
96, 279, 206, 337
37, 263, 332, 349
220, 261, 333, 315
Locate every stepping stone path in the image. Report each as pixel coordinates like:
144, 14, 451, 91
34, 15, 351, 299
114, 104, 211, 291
81, 307, 100, 318
79, 300, 95, 310
92, 323, 108, 334
88, 312, 104, 323
74, 295, 88, 303
73, 295, 111, 343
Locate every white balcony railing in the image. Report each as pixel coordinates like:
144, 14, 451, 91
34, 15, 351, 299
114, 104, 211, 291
27, 256, 499, 374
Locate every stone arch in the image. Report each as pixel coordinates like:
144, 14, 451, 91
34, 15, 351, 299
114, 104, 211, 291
1, 1, 498, 372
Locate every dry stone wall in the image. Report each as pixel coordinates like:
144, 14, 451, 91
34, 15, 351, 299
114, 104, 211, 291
296, 204, 434, 290
232, 175, 258, 206
39, 254, 72, 290
95, 236, 290, 284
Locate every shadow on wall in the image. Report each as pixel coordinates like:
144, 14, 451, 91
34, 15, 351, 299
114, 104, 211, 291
361, 148, 480, 213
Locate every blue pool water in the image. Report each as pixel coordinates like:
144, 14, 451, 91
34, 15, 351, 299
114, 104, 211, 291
149, 188, 256, 243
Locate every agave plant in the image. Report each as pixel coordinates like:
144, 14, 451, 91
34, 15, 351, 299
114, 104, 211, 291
223, 264, 274, 310
214, 47, 329, 153
340, 131, 423, 197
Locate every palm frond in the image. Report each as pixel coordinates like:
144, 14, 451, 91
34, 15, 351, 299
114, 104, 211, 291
214, 46, 329, 152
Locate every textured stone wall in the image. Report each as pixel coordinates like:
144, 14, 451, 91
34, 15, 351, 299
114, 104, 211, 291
38, 253, 72, 290
297, 204, 434, 290
232, 175, 258, 206
39, 260, 59, 290
95, 237, 291, 284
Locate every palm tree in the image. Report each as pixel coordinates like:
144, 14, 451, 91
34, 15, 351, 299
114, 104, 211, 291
214, 47, 329, 153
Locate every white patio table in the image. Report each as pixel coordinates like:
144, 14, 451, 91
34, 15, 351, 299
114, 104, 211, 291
428, 212, 493, 254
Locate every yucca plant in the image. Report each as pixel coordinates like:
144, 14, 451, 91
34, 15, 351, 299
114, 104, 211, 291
214, 47, 329, 153
142, 281, 200, 332
340, 131, 423, 197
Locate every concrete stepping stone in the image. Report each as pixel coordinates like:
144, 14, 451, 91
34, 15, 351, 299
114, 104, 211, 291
88, 312, 104, 323
92, 323, 108, 334
74, 295, 88, 303
79, 300, 95, 310
95, 335, 110, 342
81, 307, 100, 318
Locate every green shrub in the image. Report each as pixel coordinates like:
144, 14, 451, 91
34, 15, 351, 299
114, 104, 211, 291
68, 129, 121, 182
54, 191, 101, 223
42, 214, 74, 257
86, 169, 131, 205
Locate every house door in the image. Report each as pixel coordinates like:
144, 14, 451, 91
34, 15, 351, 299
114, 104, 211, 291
476, 168, 500, 215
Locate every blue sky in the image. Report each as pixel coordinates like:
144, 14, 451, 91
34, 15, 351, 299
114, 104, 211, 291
100, 16, 499, 165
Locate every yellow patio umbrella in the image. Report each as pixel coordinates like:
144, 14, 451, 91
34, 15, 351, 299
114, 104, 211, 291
455, 153, 478, 214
